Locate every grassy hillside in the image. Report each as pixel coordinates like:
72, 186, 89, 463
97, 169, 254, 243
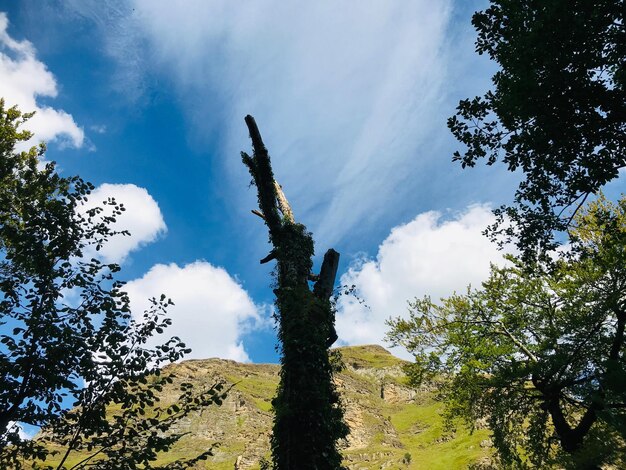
39, 345, 493, 469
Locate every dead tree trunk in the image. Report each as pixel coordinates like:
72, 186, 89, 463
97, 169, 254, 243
241, 115, 348, 470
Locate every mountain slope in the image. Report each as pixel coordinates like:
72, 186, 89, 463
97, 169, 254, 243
42, 345, 493, 469
150, 345, 493, 469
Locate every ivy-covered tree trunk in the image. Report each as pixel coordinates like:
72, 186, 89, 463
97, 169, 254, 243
241, 115, 348, 470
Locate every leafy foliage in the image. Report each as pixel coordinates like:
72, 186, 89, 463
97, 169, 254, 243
0, 101, 225, 469
448, 0, 626, 259
387, 197, 626, 468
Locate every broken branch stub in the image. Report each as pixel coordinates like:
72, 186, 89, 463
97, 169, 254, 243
273, 181, 294, 223
313, 249, 340, 301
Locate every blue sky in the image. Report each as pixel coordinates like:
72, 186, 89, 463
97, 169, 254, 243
4, 1, 612, 364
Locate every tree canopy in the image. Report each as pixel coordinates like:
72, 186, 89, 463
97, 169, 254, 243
448, 0, 626, 259
387, 197, 626, 468
0, 101, 224, 469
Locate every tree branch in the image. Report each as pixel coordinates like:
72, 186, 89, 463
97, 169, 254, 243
274, 181, 294, 223
496, 322, 539, 363
251, 209, 266, 220
609, 309, 625, 361
313, 249, 340, 301
260, 251, 277, 265
243, 115, 283, 239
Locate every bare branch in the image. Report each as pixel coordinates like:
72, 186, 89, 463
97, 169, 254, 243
260, 251, 277, 264
496, 323, 539, 363
251, 209, 266, 220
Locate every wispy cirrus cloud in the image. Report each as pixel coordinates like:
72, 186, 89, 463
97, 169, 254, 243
61, 1, 498, 249
132, 1, 454, 246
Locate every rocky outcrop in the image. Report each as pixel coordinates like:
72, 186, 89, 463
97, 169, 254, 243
125, 345, 493, 469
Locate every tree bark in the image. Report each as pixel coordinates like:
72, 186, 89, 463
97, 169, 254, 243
241, 115, 347, 470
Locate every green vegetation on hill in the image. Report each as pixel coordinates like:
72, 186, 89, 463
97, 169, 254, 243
39, 345, 492, 469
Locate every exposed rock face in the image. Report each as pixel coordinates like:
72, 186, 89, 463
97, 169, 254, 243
139, 345, 493, 469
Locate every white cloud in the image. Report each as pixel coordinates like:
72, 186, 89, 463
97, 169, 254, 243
136, 1, 453, 245
0, 12, 84, 148
124, 261, 261, 362
5, 421, 33, 441
61, 1, 498, 247
335, 205, 510, 357
80, 183, 167, 264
